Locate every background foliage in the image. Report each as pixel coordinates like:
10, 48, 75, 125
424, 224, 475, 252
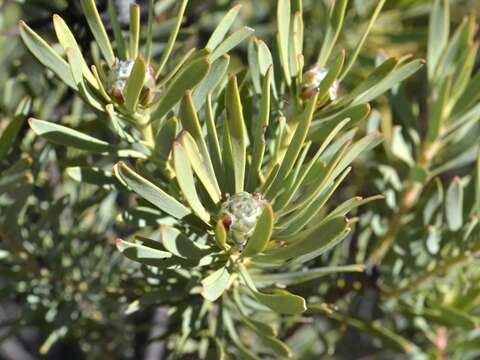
0, 0, 479, 359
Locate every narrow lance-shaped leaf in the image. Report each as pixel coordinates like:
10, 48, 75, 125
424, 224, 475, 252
52, 14, 97, 87
156, 0, 189, 77
29, 118, 114, 153
173, 140, 211, 223
108, 0, 127, 59
129, 4, 140, 59
215, 221, 229, 250
427, 76, 451, 142
160, 225, 209, 259
206, 5, 242, 51
80, 0, 115, 66
201, 266, 231, 301
276, 0, 291, 83
124, 57, 147, 113
237, 263, 306, 315
353, 59, 425, 105
259, 216, 350, 262
264, 91, 318, 200
178, 93, 221, 203
145, 0, 154, 62
192, 55, 230, 110
65, 48, 103, 110
205, 93, 224, 187
151, 57, 211, 121
116, 238, 172, 266
113, 161, 191, 219
225, 76, 247, 192
339, 0, 386, 80
154, 116, 177, 164
242, 204, 274, 257
428, 0, 450, 80
209, 27, 255, 62
19, 21, 77, 89
247, 67, 272, 191
317, 0, 347, 67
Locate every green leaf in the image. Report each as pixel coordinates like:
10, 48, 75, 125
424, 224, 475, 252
113, 161, 191, 219
107, 0, 127, 59
215, 220, 229, 250
154, 116, 177, 164
264, 92, 318, 200
152, 57, 211, 121
276, 0, 291, 83
247, 67, 272, 191
205, 94, 224, 187
80, 0, 115, 67
277, 118, 350, 212
124, 57, 147, 113
19, 21, 76, 89
129, 4, 140, 59
225, 76, 247, 192
0, 97, 31, 160
427, 75, 451, 142
209, 27, 254, 63
156, 0, 188, 76
179, 131, 221, 205
173, 140, 211, 223
257, 40, 274, 75
145, 0, 154, 62
160, 225, 209, 259
65, 49, 103, 110
192, 55, 230, 110
238, 263, 306, 315
277, 167, 351, 236
353, 59, 425, 105
29, 118, 114, 153
259, 217, 350, 262
66, 167, 123, 189
206, 5, 242, 51
52, 14, 97, 87
251, 264, 364, 287
427, 0, 450, 80
331, 132, 383, 179
309, 104, 371, 142
242, 204, 274, 257
116, 238, 172, 266
201, 266, 231, 301
339, 0, 386, 80
317, 0, 347, 67
445, 177, 463, 231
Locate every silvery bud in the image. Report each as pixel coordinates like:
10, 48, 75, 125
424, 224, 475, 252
301, 65, 339, 101
219, 192, 268, 247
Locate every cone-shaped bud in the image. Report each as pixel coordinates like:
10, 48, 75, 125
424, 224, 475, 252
301, 65, 339, 100
108, 58, 156, 105
219, 192, 268, 247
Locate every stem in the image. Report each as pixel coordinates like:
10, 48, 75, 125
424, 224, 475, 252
141, 123, 155, 148
367, 141, 441, 266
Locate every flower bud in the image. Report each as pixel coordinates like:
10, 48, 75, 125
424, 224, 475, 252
219, 192, 268, 247
108, 59, 156, 106
301, 65, 339, 101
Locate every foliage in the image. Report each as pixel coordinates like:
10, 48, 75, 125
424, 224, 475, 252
0, 0, 479, 359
